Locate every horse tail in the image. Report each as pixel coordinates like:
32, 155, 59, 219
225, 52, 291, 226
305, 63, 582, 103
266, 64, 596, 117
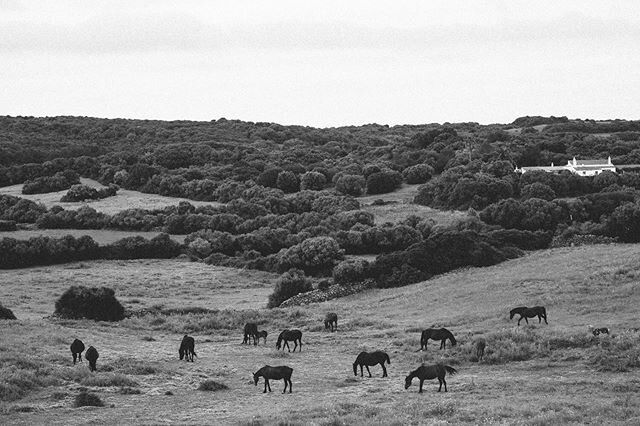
385, 353, 391, 365
444, 366, 457, 376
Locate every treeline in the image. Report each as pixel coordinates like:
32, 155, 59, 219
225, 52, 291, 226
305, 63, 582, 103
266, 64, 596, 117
0, 234, 180, 269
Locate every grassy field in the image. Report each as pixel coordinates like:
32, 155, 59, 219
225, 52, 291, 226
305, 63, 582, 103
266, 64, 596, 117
0, 178, 222, 215
1, 244, 639, 425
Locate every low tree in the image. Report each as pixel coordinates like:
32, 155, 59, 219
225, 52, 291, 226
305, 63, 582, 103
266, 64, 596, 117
267, 269, 312, 308
55, 285, 125, 321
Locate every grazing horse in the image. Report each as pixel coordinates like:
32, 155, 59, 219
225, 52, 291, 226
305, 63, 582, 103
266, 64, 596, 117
404, 364, 458, 393
589, 326, 610, 336
85, 346, 99, 372
256, 330, 268, 344
510, 306, 548, 326
243, 323, 259, 345
179, 335, 197, 362
353, 351, 391, 378
70, 338, 85, 364
253, 365, 293, 393
420, 328, 457, 350
324, 312, 338, 332
276, 329, 303, 352
474, 338, 486, 362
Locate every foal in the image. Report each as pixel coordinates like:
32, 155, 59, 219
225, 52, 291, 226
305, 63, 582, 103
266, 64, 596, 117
405, 364, 458, 393
474, 338, 486, 362
324, 312, 338, 332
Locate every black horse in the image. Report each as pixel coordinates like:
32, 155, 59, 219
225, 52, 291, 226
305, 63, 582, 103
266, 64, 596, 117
179, 335, 197, 362
253, 365, 293, 393
257, 330, 268, 344
474, 338, 486, 362
276, 329, 302, 352
85, 346, 99, 372
353, 351, 391, 378
324, 312, 338, 332
405, 364, 458, 393
70, 338, 85, 364
420, 328, 457, 350
243, 323, 259, 345
510, 306, 548, 326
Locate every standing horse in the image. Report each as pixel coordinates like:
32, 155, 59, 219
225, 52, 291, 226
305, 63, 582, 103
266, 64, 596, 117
420, 328, 457, 350
85, 346, 99, 372
510, 306, 548, 326
353, 351, 391, 378
404, 364, 458, 393
276, 329, 303, 352
179, 335, 197, 362
256, 330, 268, 344
324, 312, 338, 332
474, 338, 486, 362
253, 365, 293, 393
243, 323, 259, 345
70, 338, 85, 364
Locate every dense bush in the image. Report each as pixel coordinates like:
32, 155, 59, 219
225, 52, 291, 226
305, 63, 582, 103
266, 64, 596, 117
335, 174, 366, 196
402, 164, 434, 184
22, 170, 80, 194
267, 269, 313, 308
0, 220, 16, 231
276, 171, 300, 193
0, 195, 47, 223
300, 171, 327, 191
0, 235, 99, 269
102, 234, 182, 259
0, 302, 17, 320
366, 170, 403, 195
333, 259, 370, 285
74, 391, 104, 408
277, 236, 344, 275
60, 183, 118, 202
55, 285, 125, 321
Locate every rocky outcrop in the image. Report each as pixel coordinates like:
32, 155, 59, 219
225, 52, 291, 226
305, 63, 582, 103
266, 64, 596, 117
279, 281, 373, 308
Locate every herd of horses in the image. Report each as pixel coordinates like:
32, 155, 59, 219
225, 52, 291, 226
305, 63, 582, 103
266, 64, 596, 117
67, 304, 611, 394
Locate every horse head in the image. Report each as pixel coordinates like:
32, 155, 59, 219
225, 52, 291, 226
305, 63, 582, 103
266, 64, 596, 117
404, 375, 412, 389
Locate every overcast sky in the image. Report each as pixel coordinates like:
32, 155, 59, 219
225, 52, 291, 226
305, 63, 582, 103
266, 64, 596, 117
1, 0, 639, 127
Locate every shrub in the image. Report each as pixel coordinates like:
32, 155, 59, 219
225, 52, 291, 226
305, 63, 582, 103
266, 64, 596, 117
0, 220, 16, 231
335, 174, 366, 196
0, 303, 17, 320
333, 259, 369, 285
521, 182, 556, 201
267, 269, 313, 308
198, 380, 229, 391
300, 171, 327, 191
276, 171, 300, 193
22, 171, 80, 194
277, 236, 344, 275
402, 164, 434, 184
366, 170, 403, 195
60, 184, 118, 202
54, 285, 125, 321
74, 391, 104, 407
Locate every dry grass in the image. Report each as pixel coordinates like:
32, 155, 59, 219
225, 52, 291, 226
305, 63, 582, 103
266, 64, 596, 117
358, 183, 468, 225
0, 178, 222, 215
1, 244, 639, 425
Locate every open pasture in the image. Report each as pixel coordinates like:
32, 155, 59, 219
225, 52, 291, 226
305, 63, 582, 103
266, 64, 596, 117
1, 244, 640, 425
0, 178, 222, 215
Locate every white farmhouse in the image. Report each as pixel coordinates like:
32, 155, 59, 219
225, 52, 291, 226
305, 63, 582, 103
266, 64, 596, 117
515, 157, 616, 176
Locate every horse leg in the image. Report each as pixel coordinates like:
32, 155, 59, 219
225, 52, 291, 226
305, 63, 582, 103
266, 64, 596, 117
73, 353, 77, 364
440, 340, 445, 350
282, 379, 288, 393
517, 316, 522, 326
443, 377, 447, 392
524, 316, 529, 324
299, 339, 302, 352
360, 364, 364, 377
419, 380, 424, 393
366, 365, 372, 378
438, 378, 443, 392
381, 363, 388, 378
292, 341, 297, 352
